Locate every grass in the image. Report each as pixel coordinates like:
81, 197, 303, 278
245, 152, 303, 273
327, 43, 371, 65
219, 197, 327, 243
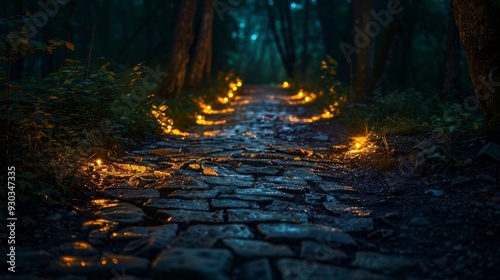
0, 58, 238, 224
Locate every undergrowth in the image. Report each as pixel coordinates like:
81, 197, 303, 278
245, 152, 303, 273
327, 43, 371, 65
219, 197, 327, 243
314, 56, 483, 137
0, 34, 235, 225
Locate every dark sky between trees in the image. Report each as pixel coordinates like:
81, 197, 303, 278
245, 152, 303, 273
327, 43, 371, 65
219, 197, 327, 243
1, 0, 472, 90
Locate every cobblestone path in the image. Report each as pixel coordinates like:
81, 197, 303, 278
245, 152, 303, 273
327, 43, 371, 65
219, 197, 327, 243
21, 86, 420, 279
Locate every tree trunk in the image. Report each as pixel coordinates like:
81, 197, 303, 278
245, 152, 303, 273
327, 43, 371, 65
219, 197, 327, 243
188, 0, 214, 89
441, 5, 462, 98
10, 0, 24, 81
353, 0, 373, 99
370, 18, 401, 91
452, 0, 500, 128
266, 0, 296, 80
158, 0, 197, 99
301, 0, 310, 77
316, 0, 350, 83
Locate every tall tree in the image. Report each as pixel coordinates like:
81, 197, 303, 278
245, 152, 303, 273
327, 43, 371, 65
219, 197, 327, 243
369, 17, 401, 92
10, 1, 24, 81
158, 0, 197, 99
266, 0, 296, 80
188, 0, 214, 89
300, 0, 310, 77
316, 0, 350, 83
441, 4, 461, 98
352, 0, 374, 98
452, 0, 500, 129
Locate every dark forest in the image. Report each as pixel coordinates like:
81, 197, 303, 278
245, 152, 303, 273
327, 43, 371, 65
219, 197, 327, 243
1, 0, 499, 279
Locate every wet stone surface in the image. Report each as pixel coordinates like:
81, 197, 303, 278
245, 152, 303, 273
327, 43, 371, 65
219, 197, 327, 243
227, 209, 306, 223
186, 224, 254, 239
222, 239, 295, 258
102, 188, 160, 201
258, 223, 357, 247
143, 198, 210, 211
211, 199, 259, 209
300, 240, 348, 264
151, 248, 233, 280
351, 252, 416, 274
234, 187, 295, 200
235, 164, 280, 175
240, 258, 274, 280
24, 86, 426, 279
157, 209, 224, 223
95, 202, 147, 224
276, 258, 392, 280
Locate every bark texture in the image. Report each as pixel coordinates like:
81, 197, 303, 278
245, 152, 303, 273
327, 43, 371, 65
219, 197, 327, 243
441, 6, 462, 97
188, 0, 214, 89
266, 0, 296, 80
353, 0, 373, 98
452, 0, 500, 127
159, 0, 197, 98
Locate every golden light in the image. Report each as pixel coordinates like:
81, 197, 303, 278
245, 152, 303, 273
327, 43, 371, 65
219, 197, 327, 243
236, 81, 242, 87
228, 91, 234, 98
298, 91, 304, 98
218, 97, 229, 104
206, 105, 211, 110
282, 81, 290, 88
232, 86, 238, 91
61, 256, 76, 263
196, 115, 206, 124
171, 129, 189, 136
95, 159, 102, 166
349, 134, 374, 154
305, 96, 310, 102
75, 242, 90, 249
101, 259, 108, 265
167, 217, 173, 222
80, 261, 86, 267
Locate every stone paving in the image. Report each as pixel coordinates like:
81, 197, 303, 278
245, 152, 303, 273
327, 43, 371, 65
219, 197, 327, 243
16, 86, 419, 279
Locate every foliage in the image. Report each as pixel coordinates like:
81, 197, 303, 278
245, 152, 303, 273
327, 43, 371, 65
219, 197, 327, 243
0, 57, 163, 222
315, 57, 482, 137
0, 42, 241, 222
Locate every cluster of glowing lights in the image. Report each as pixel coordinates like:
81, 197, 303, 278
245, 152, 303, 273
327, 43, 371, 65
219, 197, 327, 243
288, 89, 317, 105
195, 114, 226, 125
349, 134, 375, 154
195, 75, 243, 126
285, 88, 339, 123
219, 78, 243, 104
285, 87, 347, 123
151, 104, 189, 136
287, 108, 335, 123
198, 100, 235, 115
